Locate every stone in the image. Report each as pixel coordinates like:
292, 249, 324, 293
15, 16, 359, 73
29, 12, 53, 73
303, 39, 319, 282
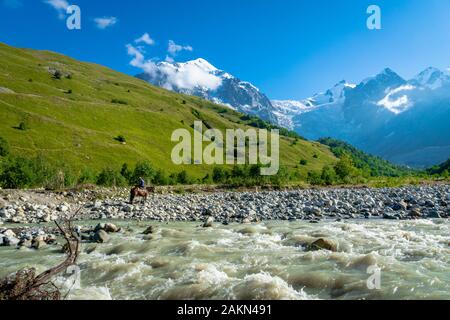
94, 223, 106, 232
3, 229, 16, 238
427, 210, 441, 219
123, 205, 133, 213
409, 207, 422, 218
142, 226, 155, 235
104, 223, 120, 233
57, 205, 69, 212
399, 200, 408, 210
94, 201, 102, 208
393, 201, 408, 211
4, 235, 20, 246
203, 217, 214, 228
425, 200, 435, 208
93, 229, 109, 243
19, 240, 32, 248
308, 238, 338, 252
31, 239, 46, 250
46, 234, 57, 244
383, 213, 398, 220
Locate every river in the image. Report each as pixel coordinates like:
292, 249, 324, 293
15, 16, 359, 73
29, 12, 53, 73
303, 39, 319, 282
0, 219, 449, 300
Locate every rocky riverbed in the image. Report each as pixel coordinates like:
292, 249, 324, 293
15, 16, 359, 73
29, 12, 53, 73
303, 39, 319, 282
0, 184, 449, 300
0, 184, 448, 249
1, 184, 449, 226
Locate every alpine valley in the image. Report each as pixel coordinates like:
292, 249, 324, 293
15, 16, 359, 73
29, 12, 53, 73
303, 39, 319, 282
138, 60, 450, 168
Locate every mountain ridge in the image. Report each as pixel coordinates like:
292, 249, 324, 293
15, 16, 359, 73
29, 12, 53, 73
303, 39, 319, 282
272, 67, 450, 168
136, 58, 277, 123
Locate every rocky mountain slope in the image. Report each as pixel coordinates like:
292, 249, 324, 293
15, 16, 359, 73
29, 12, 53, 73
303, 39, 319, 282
136, 58, 277, 123
274, 68, 450, 168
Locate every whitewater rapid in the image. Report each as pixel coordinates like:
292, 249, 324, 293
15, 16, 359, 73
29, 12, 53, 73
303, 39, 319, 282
0, 219, 449, 300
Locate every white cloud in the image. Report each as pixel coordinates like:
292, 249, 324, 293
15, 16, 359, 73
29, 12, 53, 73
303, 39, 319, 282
126, 44, 158, 76
167, 40, 193, 56
44, 0, 69, 19
94, 16, 118, 29
158, 62, 222, 91
377, 85, 416, 114
165, 55, 175, 63
126, 44, 221, 92
135, 33, 155, 46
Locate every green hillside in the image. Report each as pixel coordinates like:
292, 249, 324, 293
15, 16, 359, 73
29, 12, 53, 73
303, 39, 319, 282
0, 42, 336, 186
318, 137, 416, 177
428, 158, 450, 175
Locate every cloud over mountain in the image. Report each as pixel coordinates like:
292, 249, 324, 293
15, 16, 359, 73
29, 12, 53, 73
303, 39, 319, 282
94, 16, 117, 29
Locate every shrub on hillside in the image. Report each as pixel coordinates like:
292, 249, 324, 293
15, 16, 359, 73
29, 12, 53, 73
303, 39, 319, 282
0, 156, 36, 188
0, 155, 64, 189
153, 169, 169, 186
0, 137, 10, 157
120, 163, 132, 182
307, 171, 323, 186
18, 122, 27, 131
78, 167, 97, 185
176, 170, 192, 185
111, 99, 128, 105
321, 166, 337, 186
96, 168, 127, 187
131, 161, 155, 185
334, 153, 357, 180
212, 167, 227, 183
114, 135, 126, 143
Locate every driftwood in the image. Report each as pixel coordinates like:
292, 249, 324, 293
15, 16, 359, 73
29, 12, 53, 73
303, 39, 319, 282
0, 210, 81, 300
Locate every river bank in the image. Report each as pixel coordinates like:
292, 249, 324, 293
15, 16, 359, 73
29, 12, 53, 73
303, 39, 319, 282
0, 184, 449, 225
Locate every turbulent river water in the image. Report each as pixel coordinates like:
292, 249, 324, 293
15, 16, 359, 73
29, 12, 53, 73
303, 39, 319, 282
1, 219, 449, 300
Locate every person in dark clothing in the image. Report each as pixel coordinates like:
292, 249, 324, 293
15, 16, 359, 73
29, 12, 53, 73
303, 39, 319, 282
138, 177, 145, 189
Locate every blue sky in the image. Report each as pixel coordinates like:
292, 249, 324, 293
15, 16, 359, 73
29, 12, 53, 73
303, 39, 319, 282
1, 0, 450, 99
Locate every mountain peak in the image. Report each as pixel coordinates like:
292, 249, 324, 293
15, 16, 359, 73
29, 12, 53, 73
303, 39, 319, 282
381, 67, 396, 75
377, 68, 403, 80
361, 68, 404, 86
411, 67, 448, 89
185, 58, 218, 72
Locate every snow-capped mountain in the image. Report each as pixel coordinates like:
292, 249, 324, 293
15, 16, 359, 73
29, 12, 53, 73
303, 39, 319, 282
276, 67, 450, 167
272, 80, 355, 129
136, 58, 277, 123
137, 59, 450, 167
409, 67, 450, 89
271, 100, 318, 130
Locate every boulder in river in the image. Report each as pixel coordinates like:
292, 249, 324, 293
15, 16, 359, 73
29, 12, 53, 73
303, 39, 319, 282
2, 229, 16, 237
31, 239, 46, 250
95, 223, 120, 233
308, 238, 338, 252
203, 217, 214, 228
93, 229, 109, 243
4, 235, 20, 246
142, 226, 156, 235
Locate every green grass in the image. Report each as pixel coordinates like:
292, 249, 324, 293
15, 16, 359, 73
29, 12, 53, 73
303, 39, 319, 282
318, 137, 418, 177
0, 42, 337, 180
